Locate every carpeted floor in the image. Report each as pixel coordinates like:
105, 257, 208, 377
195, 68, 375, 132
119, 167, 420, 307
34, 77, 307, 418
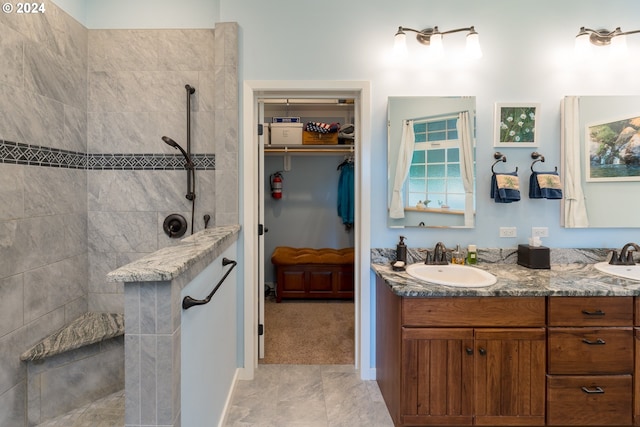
261, 298, 355, 365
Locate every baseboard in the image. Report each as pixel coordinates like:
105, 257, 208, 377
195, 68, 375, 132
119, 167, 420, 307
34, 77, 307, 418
360, 366, 376, 381
217, 368, 240, 427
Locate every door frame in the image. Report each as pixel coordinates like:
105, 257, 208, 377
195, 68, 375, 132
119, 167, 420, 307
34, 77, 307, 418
240, 80, 372, 380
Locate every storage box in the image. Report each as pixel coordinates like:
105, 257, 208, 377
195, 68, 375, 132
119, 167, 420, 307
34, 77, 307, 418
270, 123, 303, 145
272, 117, 300, 123
302, 130, 339, 145
517, 244, 550, 269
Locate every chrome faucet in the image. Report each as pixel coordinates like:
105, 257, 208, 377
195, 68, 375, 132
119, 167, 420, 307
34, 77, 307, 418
609, 242, 640, 265
424, 242, 449, 265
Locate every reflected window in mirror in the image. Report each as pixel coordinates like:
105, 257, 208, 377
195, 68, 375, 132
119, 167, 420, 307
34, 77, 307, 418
408, 118, 467, 211
387, 96, 477, 228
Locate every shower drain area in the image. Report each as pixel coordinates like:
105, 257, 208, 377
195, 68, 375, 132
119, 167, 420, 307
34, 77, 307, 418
34, 389, 124, 427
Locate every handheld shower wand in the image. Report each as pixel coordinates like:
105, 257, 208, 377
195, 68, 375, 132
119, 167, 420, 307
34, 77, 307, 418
162, 136, 195, 201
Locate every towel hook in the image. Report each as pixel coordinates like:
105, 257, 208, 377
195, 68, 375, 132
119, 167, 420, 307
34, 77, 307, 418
531, 151, 557, 172
530, 151, 545, 172
492, 152, 517, 174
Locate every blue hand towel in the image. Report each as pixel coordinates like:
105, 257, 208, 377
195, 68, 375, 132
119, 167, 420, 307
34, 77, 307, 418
529, 171, 562, 199
491, 172, 520, 203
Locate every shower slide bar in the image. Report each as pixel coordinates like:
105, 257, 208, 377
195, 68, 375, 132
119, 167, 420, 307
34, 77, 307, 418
182, 257, 238, 310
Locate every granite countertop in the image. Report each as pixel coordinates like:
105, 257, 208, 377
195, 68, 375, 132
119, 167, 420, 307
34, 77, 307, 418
372, 262, 640, 297
107, 224, 241, 283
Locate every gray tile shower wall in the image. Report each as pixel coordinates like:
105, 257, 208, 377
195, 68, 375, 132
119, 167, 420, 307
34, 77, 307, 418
0, 2, 89, 426
0, 3, 239, 424
85, 25, 233, 313
213, 23, 239, 227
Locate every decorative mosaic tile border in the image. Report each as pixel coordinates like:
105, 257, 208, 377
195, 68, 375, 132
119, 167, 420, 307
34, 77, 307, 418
0, 140, 215, 170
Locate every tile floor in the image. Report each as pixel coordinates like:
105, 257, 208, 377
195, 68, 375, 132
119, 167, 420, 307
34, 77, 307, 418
35, 389, 125, 427
35, 365, 393, 427
224, 364, 394, 427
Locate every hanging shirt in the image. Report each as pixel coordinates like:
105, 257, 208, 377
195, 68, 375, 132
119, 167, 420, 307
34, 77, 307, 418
337, 162, 354, 229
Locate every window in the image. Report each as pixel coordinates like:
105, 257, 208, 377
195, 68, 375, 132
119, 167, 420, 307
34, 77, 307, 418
407, 117, 466, 210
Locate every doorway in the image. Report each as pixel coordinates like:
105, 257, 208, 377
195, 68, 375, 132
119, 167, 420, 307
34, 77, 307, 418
241, 81, 372, 380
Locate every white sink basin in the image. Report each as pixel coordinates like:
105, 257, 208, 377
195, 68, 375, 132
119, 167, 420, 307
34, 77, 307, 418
405, 263, 497, 288
594, 262, 640, 282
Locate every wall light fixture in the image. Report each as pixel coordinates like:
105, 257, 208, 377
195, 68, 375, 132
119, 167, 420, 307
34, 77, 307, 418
393, 25, 482, 59
575, 27, 640, 56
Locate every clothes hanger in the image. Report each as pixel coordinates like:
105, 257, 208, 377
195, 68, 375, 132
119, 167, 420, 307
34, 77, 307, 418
337, 153, 354, 170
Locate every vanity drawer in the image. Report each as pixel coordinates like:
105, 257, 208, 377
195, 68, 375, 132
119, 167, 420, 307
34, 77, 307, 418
402, 297, 545, 327
547, 328, 633, 374
547, 375, 632, 426
548, 297, 633, 326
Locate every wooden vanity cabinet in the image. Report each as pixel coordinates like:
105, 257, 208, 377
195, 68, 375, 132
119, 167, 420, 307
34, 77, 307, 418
547, 297, 634, 426
635, 298, 640, 426
376, 277, 546, 426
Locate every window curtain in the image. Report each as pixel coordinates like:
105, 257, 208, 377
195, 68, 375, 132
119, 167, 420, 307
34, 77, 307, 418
563, 97, 589, 227
457, 111, 475, 227
389, 119, 415, 218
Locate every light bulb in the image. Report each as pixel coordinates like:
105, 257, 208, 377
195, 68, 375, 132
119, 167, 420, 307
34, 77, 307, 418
429, 32, 444, 58
610, 34, 628, 57
393, 31, 408, 59
574, 32, 592, 58
465, 31, 482, 59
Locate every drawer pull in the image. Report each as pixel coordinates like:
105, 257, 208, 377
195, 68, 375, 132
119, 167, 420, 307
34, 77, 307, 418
478, 347, 487, 356
581, 386, 605, 394
582, 338, 606, 345
581, 309, 605, 316
465, 347, 473, 355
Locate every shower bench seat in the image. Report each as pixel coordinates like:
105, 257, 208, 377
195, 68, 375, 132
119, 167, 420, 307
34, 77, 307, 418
20, 312, 125, 425
271, 246, 354, 302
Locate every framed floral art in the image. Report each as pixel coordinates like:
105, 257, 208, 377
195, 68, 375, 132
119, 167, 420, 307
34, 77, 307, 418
494, 102, 540, 147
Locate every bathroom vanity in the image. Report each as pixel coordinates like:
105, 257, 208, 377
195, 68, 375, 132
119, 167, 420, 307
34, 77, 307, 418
373, 262, 640, 427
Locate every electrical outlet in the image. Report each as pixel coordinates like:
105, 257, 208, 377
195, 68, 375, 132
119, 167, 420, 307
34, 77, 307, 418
499, 227, 517, 238
532, 227, 549, 238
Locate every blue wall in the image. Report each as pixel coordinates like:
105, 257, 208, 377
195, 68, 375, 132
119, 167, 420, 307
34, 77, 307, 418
220, 0, 640, 249
61, 0, 640, 248
181, 242, 238, 426
263, 155, 355, 282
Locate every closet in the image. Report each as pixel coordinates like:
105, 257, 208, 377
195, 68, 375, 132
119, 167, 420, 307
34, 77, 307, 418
262, 99, 356, 295
259, 98, 357, 365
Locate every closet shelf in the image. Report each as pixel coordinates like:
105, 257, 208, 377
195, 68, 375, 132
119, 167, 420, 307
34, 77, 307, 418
265, 144, 355, 154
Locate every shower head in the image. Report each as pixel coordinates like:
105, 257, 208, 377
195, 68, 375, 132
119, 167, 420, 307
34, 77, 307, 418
162, 136, 193, 166
185, 84, 196, 95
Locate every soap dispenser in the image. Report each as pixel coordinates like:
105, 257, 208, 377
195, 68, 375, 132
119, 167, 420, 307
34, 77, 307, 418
396, 236, 407, 265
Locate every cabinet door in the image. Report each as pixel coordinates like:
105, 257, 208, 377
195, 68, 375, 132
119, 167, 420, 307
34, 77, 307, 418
474, 328, 546, 426
401, 328, 474, 426
307, 270, 333, 293
635, 329, 640, 426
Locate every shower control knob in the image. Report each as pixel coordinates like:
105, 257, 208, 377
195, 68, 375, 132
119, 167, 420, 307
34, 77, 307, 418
163, 214, 188, 238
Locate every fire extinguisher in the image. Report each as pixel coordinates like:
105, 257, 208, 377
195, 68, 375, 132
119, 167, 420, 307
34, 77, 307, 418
270, 171, 283, 199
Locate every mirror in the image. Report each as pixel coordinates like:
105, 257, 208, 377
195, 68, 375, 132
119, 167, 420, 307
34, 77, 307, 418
562, 96, 640, 228
387, 96, 476, 228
